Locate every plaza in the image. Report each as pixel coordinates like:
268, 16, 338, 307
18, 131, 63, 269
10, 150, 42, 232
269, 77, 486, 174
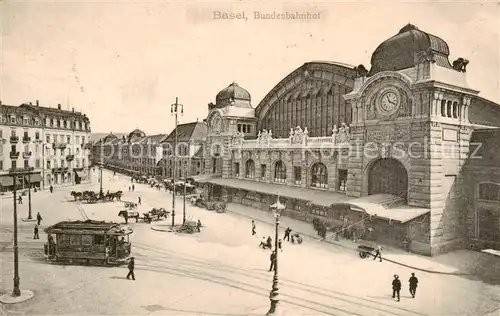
0, 169, 499, 315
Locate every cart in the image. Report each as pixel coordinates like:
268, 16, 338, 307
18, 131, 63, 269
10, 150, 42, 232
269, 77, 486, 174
357, 245, 375, 259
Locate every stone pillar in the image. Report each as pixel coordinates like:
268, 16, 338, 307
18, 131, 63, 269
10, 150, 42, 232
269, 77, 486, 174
345, 127, 363, 198
327, 154, 337, 191
285, 151, 294, 185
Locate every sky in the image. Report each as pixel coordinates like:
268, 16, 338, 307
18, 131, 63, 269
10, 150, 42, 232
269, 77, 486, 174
0, 0, 499, 134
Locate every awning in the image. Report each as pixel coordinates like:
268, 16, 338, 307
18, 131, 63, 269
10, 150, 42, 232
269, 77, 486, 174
25, 173, 42, 183
332, 194, 430, 223
0, 176, 13, 187
191, 174, 218, 183
204, 178, 349, 207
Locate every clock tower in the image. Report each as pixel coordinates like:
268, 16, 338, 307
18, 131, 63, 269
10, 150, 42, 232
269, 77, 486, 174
203, 82, 257, 179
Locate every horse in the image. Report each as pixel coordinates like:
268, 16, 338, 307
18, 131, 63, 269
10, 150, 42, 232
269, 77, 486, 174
70, 191, 83, 201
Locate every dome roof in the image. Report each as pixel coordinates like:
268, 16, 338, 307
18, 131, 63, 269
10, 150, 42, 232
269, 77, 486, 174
369, 24, 452, 76
215, 82, 251, 105
128, 129, 146, 141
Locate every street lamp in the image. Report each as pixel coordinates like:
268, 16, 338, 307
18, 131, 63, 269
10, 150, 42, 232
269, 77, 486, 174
267, 195, 286, 316
171, 97, 183, 227
0, 167, 36, 303
98, 161, 104, 199
183, 165, 187, 224
21, 170, 36, 222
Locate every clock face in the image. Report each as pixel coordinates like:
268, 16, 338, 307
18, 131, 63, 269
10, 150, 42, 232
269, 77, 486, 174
380, 91, 399, 112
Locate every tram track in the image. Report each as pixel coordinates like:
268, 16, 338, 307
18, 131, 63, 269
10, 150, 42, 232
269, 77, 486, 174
134, 242, 427, 316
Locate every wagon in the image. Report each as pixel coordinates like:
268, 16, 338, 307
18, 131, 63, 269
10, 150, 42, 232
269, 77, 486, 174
357, 245, 375, 259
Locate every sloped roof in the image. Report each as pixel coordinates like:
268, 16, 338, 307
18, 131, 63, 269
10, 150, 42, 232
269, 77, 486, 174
161, 122, 207, 143
146, 134, 167, 144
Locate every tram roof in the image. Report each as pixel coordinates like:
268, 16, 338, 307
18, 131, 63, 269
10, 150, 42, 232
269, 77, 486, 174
44, 220, 133, 235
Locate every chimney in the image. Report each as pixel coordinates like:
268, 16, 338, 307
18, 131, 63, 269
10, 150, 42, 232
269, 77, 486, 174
0, 100, 2, 105
72, 107, 74, 112
29, 102, 32, 105
36, 100, 39, 106
57, 104, 61, 110
196, 118, 199, 122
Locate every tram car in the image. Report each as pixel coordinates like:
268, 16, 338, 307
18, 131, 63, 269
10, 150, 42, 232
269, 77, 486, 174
44, 220, 133, 266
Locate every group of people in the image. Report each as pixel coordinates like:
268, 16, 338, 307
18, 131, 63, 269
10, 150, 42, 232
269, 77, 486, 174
33, 212, 43, 239
391, 273, 419, 301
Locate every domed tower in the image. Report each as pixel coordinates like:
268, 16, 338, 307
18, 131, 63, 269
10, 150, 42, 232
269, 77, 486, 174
368, 24, 452, 76
343, 24, 478, 255
203, 82, 257, 181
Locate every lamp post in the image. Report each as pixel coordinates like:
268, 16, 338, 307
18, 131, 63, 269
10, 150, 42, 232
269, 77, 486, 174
267, 195, 286, 316
98, 161, 104, 199
183, 165, 187, 224
0, 167, 36, 303
171, 97, 183, 227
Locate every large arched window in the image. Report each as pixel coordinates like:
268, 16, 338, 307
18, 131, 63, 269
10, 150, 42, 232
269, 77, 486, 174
274, 161, 286, 183
311, 162, 328, 188
245, 159, 255, 179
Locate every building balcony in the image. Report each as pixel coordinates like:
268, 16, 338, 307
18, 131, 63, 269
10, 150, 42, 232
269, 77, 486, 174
22, 136, 31, 143
51, 167, 69, 173
22, 151, 32, 158
10, 151, 20, 159
0, 138, 6, 145
10, 136, 19, 144
66, 154, 75, 161
57, 142, 67, 149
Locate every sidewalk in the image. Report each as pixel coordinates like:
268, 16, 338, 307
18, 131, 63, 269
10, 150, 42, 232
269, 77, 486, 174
224, 202, 469, 275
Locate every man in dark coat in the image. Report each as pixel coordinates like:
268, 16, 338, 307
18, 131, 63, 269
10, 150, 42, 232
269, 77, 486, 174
269, 251, 276, 272
126, 257, 135, 280
284, 227, 291, 241
278, 239, 282, 252
33, 224, 39, 239
36, 212, 43, 226
409, 273, 418, 298
392, 274, 401, 302
373, 245, 383, 262
251, 220, 256, 236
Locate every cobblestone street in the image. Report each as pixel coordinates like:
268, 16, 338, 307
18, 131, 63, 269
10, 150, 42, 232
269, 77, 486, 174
1, 170, 499, 315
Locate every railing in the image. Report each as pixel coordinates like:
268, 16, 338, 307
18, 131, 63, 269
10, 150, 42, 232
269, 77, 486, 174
10, 151, 20, 159
22, 151, 32, 158
22, 136, 31, 143
10, 136, 19, 143
57, 142, 68, 148
66, 154, 75, 161
233, 136, 350, 149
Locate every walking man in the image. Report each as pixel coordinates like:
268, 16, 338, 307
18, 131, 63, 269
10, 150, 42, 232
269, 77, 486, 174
251, 220, 256, 236
278, 239, 282, 252
138, 197, 141, 205
18, 196, 22, 204
126, 257, 135, 280
132, 184, 135, 191
36, 212, 43, 225
373, 245, 383, 262
392, 274, 401, 302
33, 224, 40, 239
409, 272, 418, 298
269, 251, 276, 272
284, 227, 291, 241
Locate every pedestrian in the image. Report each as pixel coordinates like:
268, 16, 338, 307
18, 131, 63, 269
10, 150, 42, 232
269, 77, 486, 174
49, 185, 53, 193
284, 227, 291, 241
266, 236, 272, 249
124, 211, 129, 224
138, 197, 141, 205
392, 274, 401, 302
33, 224, 39, 239
252, 220, 256, 236
36, 212, 43, 225
132, 184, 135, 191
126, 257, 135, 280
105, 246, 110, 263
278, 239, 282, 252
128, 186, 131, 191
197, 219, 202, 232
259, 237, 267, 249
269, 251, 276, 272
409, 273, 418, 298
18, 196, 22, 204
373, 245, 383, 262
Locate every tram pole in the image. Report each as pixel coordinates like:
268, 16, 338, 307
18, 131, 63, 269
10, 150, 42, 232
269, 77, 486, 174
170, 97, 183, 227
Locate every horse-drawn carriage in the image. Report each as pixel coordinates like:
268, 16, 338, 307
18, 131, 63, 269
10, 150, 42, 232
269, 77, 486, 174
71, 190, 123, 203
191, 196, 226, 212
142, 208, 170, 223
123, 201, 138, 209
118, 210, 140, 223
44, 220, 133, 266
165, 181, 197, 195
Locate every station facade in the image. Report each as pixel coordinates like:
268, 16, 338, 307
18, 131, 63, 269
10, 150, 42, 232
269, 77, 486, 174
196, 24, 500, 255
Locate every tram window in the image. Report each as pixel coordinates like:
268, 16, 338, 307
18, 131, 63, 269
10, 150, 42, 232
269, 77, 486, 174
58, 234, 70, 246
82, 235, 92, 246
94, 235, 105, 245
69, 235, 81, 246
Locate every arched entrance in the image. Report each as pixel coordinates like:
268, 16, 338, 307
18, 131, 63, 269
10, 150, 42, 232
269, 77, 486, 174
368, 158, 408, 201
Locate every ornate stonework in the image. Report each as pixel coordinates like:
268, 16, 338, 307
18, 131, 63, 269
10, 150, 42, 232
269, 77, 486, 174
366, 125, 411, 142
